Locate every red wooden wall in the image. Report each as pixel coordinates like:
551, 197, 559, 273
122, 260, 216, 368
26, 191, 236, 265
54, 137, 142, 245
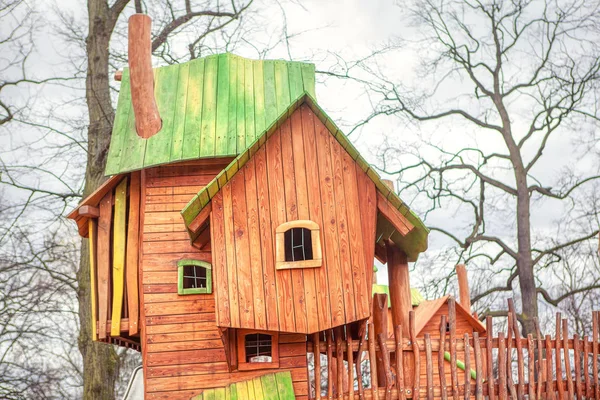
210, 104, 377, 334
139, 160, 308, 399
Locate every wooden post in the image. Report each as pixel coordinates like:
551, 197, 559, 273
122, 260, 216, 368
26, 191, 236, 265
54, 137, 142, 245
455, 264, 471, 314
368, 322, 380, 400
373, 293, 389, 387
386, 241, 412, 336
128, 14, 162, 139
314, 333, 322, 400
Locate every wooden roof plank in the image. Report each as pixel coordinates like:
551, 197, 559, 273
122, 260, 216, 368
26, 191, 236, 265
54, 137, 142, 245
215, 53, 230, 156
169, 61, 190, 161
199, 55, 218, 158
182, 57, 205, 160
234, 55, 245, 153
105, 69, 132, 176
144, 64, 180, 167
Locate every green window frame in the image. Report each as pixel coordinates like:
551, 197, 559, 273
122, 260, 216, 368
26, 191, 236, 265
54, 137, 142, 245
177, 259, 212, 295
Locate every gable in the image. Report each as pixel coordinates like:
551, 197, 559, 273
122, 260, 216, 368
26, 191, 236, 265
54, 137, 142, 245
105, 53, 316, 176
208, 105, 373, 333
182, 93, 429, 261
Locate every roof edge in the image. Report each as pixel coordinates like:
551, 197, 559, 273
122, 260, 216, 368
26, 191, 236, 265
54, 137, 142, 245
181, 92, 429, 260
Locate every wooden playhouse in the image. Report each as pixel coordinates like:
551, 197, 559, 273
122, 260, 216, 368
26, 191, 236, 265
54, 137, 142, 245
68, 14, 487, 400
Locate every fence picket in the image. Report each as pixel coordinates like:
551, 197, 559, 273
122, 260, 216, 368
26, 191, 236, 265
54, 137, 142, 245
425, 334, 433, 400
410, 311, 420, 400
486, 316, 495, 400
498, 332, 507, 400
473, 332, 483, 400
555, 313, 565, 399
563, 319, 574, 399
348, 332, 355, 400
327, 329, 333, 399
574, 334, 582, 400
395, 325, 405, 400
593, 312, 599, 400
314, 332, 322, 400
357, 320, 366, 400
378, 333, 393, 400
583, 335, 590, 399
448, 299, 458, 400
463, 333, 471, 400
535, 319, 544, 400
368, 322, 380, 400
506, 311, 517, 400
526, 334, 536, 400
439, 316, 448, 400
545, 335, 554, 400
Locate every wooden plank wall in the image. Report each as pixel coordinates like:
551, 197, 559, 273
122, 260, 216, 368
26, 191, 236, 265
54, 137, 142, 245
211, 105, 376, 334
140, 159, 308, 400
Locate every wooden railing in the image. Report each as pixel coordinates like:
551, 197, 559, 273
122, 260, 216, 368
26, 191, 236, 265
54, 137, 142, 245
306, 300, 599, 400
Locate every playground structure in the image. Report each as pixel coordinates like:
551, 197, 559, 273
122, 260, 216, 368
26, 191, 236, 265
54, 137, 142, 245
67, 14, 600, 400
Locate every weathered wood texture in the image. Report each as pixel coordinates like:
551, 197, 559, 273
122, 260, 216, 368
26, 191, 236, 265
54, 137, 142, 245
89, 175, 142, 346
140, 160, 308, 399
210, 105, 374, 334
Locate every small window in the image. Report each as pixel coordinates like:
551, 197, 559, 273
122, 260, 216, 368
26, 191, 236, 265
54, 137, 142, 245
177, 260, 212, 295
236, 330, 279, 371
244, 333, 272, 362
275, 220, 322, 270
284, 228, 313, 262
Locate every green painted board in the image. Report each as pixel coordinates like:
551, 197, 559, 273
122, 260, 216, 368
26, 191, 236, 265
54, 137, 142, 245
235, 56, 246, 153
275, 371, 294, 400
199, 55, 219, 157
170, 62, 190, 161
260, 373, 280, 400
182, 57, 205, 160
105, 53, 316, 175
215, 53, 230, 155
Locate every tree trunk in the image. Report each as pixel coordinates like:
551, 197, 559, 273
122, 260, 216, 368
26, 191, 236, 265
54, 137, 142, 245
78, 1, 124, 398
515, 181, 538, 336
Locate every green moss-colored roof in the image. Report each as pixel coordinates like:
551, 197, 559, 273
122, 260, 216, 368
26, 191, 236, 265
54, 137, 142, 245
181, 92, 429, 260
105, 53, 315, 175
372, 284, 424, 307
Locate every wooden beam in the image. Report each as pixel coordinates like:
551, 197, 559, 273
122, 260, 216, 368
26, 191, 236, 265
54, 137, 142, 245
193, 225, 211, 249
111, 178, 128, 336
88, 219, 98, 341
373, 293, 389, 387
79, 205, 100, 218
377, 192, 414, 236
126, 172, 140, 336
374, 243, 387, 264
188, 202, 212, 233
455, 264, 471, 314
128, 14, 161, 139
386, 240, 412, 336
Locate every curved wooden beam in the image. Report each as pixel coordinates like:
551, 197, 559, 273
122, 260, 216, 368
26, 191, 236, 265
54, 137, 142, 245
128, 14, 161, 138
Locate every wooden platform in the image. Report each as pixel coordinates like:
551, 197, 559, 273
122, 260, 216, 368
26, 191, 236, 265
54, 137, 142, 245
190, 371, 295, 399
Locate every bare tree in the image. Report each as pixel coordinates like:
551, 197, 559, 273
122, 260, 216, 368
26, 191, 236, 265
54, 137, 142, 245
324, 0, 600, 335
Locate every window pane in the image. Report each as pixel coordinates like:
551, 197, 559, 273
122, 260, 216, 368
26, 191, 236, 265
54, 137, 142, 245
182, 265, 207, 289
284, 227, 313, 262
245, 333, 272, 362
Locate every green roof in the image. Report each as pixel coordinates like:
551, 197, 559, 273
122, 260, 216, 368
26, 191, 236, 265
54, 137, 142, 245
372, 284, 425, 307
105, 53, 316, 175
181, 92, 429, 261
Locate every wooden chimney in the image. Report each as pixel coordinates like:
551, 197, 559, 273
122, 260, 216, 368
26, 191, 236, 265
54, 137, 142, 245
128, 14, 161, 138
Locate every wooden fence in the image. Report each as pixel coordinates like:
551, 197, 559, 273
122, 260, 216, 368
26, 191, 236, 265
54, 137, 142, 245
306, 300, 599, 400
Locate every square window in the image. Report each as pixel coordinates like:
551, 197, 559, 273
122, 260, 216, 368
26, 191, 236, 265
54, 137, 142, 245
177, 260, 212, 295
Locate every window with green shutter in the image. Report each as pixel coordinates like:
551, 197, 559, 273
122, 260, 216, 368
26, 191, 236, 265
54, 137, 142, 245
177, 260, 212, 295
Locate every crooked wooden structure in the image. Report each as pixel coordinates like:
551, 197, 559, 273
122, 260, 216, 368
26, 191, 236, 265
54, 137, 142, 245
68, 14, 599, 400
